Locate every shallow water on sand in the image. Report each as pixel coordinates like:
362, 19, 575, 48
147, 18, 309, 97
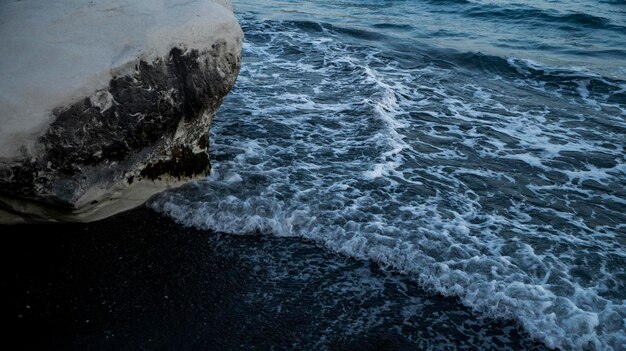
4, 208, 546, 350
151, 1, 626, 349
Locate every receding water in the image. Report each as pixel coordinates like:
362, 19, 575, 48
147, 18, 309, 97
150, 1, 626, 350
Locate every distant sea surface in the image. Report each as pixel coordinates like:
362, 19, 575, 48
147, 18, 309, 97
150, 1, 626, 350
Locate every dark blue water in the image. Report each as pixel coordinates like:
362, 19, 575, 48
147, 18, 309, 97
150, 1, 626, 350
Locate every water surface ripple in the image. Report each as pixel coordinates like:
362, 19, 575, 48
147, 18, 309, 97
151, 1, 626, 350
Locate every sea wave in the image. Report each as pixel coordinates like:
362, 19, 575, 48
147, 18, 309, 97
151, 13, 625, 351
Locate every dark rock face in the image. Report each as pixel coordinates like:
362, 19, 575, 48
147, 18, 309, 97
0, 44, 240, 222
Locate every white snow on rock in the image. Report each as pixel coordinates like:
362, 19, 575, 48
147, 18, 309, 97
0, 0, 242, 158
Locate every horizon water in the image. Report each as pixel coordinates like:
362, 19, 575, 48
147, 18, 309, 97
150, 1, 626, 350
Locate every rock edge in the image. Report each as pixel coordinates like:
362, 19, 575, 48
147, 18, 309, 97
0, 1, 242, 223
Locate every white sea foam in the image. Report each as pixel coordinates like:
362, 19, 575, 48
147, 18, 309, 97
150, 16, 626, 351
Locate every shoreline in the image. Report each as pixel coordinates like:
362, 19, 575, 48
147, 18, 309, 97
4, 205, 549, 350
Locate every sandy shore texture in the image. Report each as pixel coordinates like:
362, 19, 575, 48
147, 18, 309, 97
3, 206, 548, 350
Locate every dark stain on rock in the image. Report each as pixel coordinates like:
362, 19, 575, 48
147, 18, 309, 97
0, 43, 240, 211
140, 146, 210, 181
198, 134, 209, 151
41, 47, 225, 171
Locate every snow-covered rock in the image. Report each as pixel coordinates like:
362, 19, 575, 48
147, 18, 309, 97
0, 0, 243, 223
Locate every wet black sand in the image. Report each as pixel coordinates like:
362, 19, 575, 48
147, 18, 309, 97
3, 206, 549, 350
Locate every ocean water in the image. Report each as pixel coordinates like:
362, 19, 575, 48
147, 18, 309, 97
149, 0, 626, 350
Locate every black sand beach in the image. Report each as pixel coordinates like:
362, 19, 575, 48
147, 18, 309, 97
4, 206, 548, 350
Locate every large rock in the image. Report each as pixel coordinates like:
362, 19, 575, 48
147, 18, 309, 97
0, 0, 243, 223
